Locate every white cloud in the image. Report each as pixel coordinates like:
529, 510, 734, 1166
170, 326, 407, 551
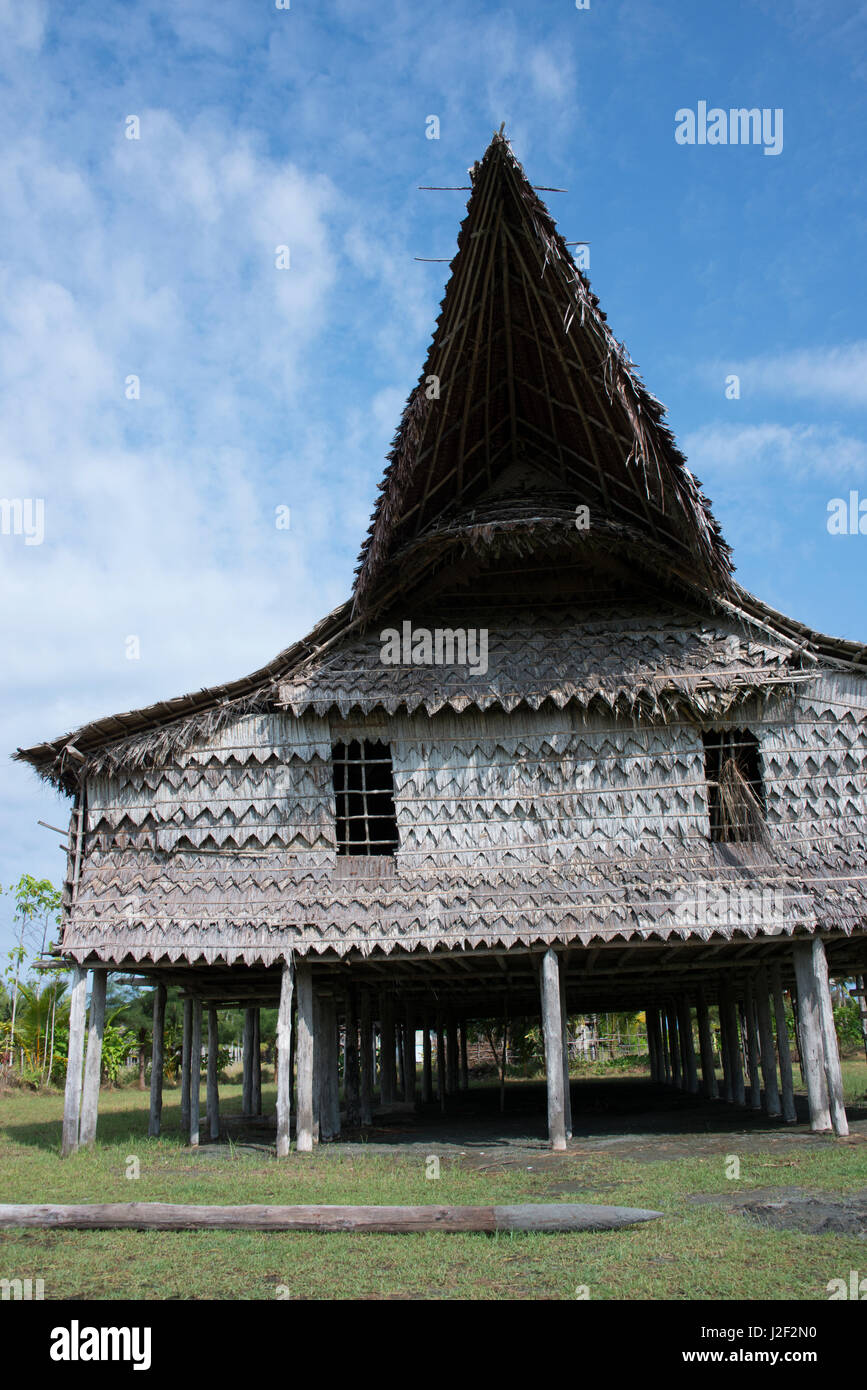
721, 343, 867, 408
683, 422, 867, 482
0, 0, 47, 52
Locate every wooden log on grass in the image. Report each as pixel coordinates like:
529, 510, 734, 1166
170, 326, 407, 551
0, 1202, 664, 1234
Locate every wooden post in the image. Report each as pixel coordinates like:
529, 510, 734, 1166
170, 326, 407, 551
404, 1003, 416, 1105
148, 982, 166, 1138
79, 970, 106, 1149
644, 1008, 656, 1080
676, 998, 699, 1095
650, 1008, 664, 1083
252, 1008, 262, 1118
754, 967, 782, 1118
730, 995, 746, 1106
180, 997, 192, 1137
288, 987, 297, 1117
770, 964, 797, 1123
207, 1007, 220, 1141
421, 1015, 433, 1103
242, 1007, 255, 1117
62, 978, 93, 1153
695, 988, 717, 1099
666, 1003, 681, 1088
540, 949, 567, 1151
446, 1013, 459, 1095
436, 1015, 446, 1113
189, 999, 202, 1147
275, 959, 294, 1156
459, 1018, 469, 1091
722, 989, 744, 1106
857, 974, 867, 1065
743, 978, 762, 1110
659, 1008, 672, 1084
558, 961, 572, 1137
296, 961, 314, 1152
792, 942, 832, 1132
809, 939, 849, 1136
718, 990, 733, 1102
395, 1019, 406, 1099
318, 996, 340, 1141
380, 995, 396, 1104
345, 989, 361, 1126
359, 987, 373, 1126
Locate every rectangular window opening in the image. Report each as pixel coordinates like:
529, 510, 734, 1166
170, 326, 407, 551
332, 738, 399, 856
702, 729, 766, 843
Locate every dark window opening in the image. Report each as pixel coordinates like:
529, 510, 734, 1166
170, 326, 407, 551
702, 729, 766, 843
332, 739, 399, 855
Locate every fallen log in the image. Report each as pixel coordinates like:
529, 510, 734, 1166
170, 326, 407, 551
0, 1202, 663, 1234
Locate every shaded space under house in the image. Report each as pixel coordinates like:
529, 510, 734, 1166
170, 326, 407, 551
16, 132, 867, 1156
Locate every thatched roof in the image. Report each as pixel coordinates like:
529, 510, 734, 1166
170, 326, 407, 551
13, 131, 867, 792
351, 131, 733, 614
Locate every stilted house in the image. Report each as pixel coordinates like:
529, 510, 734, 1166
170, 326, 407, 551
17, 133, 867, 1155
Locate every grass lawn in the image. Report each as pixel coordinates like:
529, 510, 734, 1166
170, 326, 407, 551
1, 1062, 865, 1301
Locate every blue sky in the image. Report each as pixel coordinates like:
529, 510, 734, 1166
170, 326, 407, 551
1, 0, 865, 954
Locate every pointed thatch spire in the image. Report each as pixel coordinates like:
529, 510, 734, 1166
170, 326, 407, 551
352, 130, 732, 615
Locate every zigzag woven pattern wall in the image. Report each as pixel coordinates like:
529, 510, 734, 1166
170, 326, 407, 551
64, 672, 867, 964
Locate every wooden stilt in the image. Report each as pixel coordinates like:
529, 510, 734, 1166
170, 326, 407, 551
676, 998, 698, 1094
644, 1008, 657, 1081
718, 992, 733, 1102
345, 989, 361, 1126
79, 970, 106, 1149
422, 1016, 433, 1103
396, 1019, 406, 1099
404, 1004, 416, 1105
275, 959, 294, 1156
651, 1008, 664, 1083
540, 949, 567, 1151
770, 964, 797, 1123
296, 961, 314, 1152
436, 1015, 446, 1113
207, 1007, 220, 1141
180, 998, 192, 1137
359, 987, 373, 1125
558, 961, 572, 1137
666, 1003, 681, 1088
856, 974, 867, 1065
189, 999, 202, 1147
380, 995, 396, 1104
743, 978, 762, 1111
318, 996, 340, 1141
148, 982, 166, 1138
242, 1008, 254, 1117
721, 988, 744, 1104
792, 942, 832, 1132
446, 1013, 459, 1095
754, 967, 782, 1117
288, 987, 297, 1118
731, 996, 746, 1106
459, 1019, 469, 1091
659, 1008, 672, 1084
696, 988, 717, 1099
61, 965, 88, 1157
722, 992, 745, 1105
809, 939, 849, 1136
252, 1008, 262, 1118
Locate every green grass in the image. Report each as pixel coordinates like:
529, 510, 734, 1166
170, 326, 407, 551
1, 1068, 865, 1300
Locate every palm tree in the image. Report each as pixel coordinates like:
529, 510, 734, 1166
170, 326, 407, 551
5, 977, 69, 1079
